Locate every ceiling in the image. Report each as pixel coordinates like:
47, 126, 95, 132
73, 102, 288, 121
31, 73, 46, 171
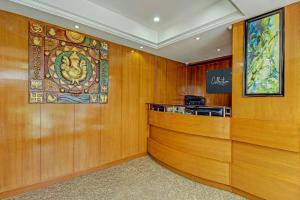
88, 0, 221, 31
1, 0, 300, 63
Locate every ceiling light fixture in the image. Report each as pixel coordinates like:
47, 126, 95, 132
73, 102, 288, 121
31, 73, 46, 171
217, 48, 221, 52
140, 46, 144, 49
195, 37, 200, 40
75, 25, 80, 29
153, 17, 160, 22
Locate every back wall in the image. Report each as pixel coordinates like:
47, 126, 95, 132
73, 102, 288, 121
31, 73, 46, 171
187, 57, 232, 106
0, 10, 185, 196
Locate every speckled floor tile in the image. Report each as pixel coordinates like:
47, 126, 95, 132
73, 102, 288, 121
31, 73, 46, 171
6, 156, 246, 200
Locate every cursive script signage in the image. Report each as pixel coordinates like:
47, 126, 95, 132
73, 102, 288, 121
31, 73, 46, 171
206, 68, 232, 94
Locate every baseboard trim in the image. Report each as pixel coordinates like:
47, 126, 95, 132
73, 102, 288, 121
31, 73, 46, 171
150, 155, 232, 192
0, 152, 147, 199
232, 188, 264, 200
150, 155, 264, 200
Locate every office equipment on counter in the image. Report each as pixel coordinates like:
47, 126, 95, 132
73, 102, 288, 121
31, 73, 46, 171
148, 103, 231, 117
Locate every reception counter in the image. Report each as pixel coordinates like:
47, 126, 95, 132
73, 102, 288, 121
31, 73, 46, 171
147, 107, 232, 189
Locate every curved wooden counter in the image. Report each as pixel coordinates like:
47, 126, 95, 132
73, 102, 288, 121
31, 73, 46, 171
147, 110, 231, 186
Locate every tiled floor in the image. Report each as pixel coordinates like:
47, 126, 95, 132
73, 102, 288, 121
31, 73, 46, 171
7, 156, 246, 200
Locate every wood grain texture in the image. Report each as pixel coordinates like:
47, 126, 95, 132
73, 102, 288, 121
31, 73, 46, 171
231, 2, 300, 199
100, 42, 122, 164
40, 105, 74, 181
0, 153, 146, 199
0, 11, 41, 192
139, 52, 155, 153
231, 118, 300, 152
232, 8, 300, 122
150, 126, 231, 162
121, 47, 141, 157
231, 143, 300, 200
148, 138, 230, 185
153, 57, 186, 104
153, 57, 167, 104
74, 105, 101, 171
165, 60, 187, 104
0, 9, 185, 196
187, 58, 232, 107
149, 110, 230, 139
152, 157, 233, 193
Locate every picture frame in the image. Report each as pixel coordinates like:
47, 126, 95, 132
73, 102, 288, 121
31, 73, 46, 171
244, 8, 284, 96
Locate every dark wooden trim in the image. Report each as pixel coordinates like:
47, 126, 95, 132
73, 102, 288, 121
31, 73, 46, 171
188, 55, 232, 67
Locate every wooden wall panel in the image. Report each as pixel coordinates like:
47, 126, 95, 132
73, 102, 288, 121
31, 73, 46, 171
187, 59, 232, 107
41, 105, 74, 181
150, 126, 231, 162
166, 60, 187, 104
231, 118, 300, 152
149, 110, 230, 139
148, 138, 230, 185
0, 12, 41, 192
121, 47, 141, 157
232, 10, 300, 122
74, 105, 101, 171
231, 2, 300, 199
100, 42, 122, 164
0, 9, 183, 196
139, 52, 155, 153
232, 142, 300, 200
153, 57, 167, 104
176, 63, 188, 103
166, 61, 177, 103
153, 57, 186, 105
165, 60, 179, 104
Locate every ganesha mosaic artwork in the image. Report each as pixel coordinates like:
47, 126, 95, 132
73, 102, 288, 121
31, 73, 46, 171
28, 21, 109, 104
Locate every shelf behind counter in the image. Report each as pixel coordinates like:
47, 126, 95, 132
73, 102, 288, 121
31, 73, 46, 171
147, 103, 232, 189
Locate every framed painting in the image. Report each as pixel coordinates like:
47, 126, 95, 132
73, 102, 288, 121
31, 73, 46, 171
244, 8, 284, 96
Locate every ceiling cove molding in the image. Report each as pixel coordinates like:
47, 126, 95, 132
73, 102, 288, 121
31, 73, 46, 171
10, 0, 244, 49
157, 12, 244, 48
9, 0, 159, 48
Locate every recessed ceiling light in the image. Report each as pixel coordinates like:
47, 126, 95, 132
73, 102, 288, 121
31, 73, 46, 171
217, 48, 221, 52
227, 25, 232, 30
153, 17, 160, 22
195, 37, 200, 40
75, 25, 80, 29
140, 46, 144, 49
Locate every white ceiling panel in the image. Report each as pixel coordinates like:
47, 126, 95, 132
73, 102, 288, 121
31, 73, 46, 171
1, 0, 300, 63
88, 0, 220, 31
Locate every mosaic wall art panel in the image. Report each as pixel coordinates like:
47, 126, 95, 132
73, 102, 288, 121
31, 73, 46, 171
29, 21, 109, 104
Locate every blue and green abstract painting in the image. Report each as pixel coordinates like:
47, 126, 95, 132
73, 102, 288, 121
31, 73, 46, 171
245, 11, 283, 95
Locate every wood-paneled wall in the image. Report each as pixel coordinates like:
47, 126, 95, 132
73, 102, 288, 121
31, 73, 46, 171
0, 10, 184, 196
231, 2, 300, 199
153, 57, 187, 104
153, 56, 232, 106
187, 58, 232, 106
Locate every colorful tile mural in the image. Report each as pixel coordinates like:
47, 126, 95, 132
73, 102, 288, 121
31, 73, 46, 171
29, 21, 109, 104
